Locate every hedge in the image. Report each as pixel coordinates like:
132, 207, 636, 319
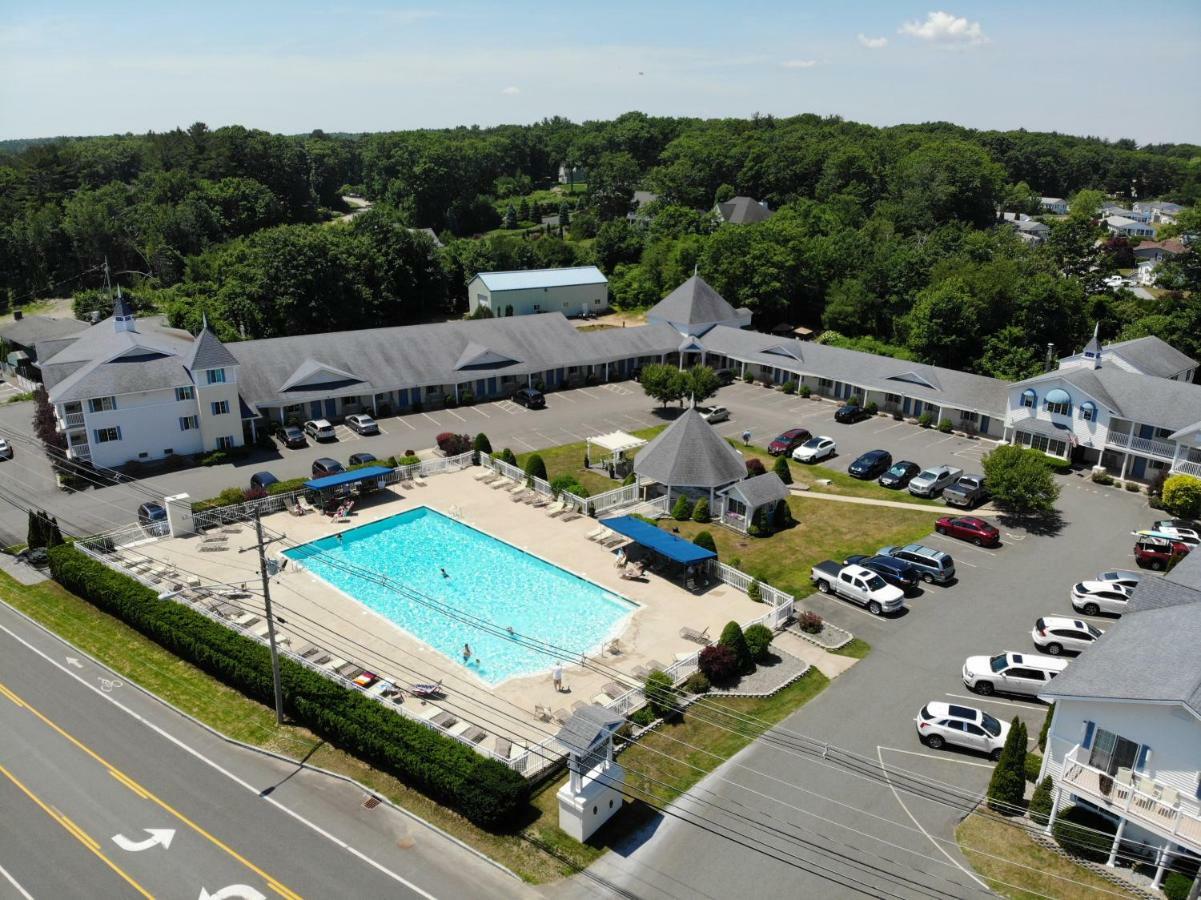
48, 545, 528, 828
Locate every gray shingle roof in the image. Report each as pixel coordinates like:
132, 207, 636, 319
1015, 366, 1201, 431
454, 341, 520, 371
646, 276, 739, 327
1010, 417, 1078, 442
716, 197, 773, 225
1105, 336, 1197, 379
634, 409, 746, 488
556, 705, 625, 756
1126, 572, 1201, 614
721, 472, 790, 507
185, 328, 239, 372
1040, 602, 1201, 717
0, 316, 87, 350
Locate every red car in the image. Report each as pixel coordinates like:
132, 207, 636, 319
1133, 535, 1191, 570
935, 515, 1000, 547
768, 428, 812, 456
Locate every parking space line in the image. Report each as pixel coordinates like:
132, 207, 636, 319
443, 408, 467, 422
510, 435, 537, 450
945, 693, 1046, 712
574, 388, 600, 400
420, 412, 442, 427
469, 405, 491, 418
808, 598, 889, 621
394, 417, 416, 430
560, 429, 588, 441
878, 747, 995, 769
552, 392, 577, 403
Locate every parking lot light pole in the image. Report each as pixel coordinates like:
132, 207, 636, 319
253, 509, 286, 726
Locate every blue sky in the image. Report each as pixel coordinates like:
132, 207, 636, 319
1, 1, 1198, 143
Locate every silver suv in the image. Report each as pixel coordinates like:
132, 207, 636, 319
877, 543, 956, 584
908, 464, 963, 497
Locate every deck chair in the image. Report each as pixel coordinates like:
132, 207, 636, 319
552, 708, 571, 725
461, 726, 487, 745
530, 494, 550, 508
431, 711, 458, 729
545, 500, 567, 517
679, 625, 710, 644
199, 543, 228, 552
413, 474, 428, 487
560, 506, 582, 521
601, 681, 626, 700
534, 704, 553, 722
490, 477, 513, 490
585, 526, 607, 542
493, 736, 513, 759
473, 469, 496, 482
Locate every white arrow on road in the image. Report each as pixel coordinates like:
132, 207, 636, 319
198, 886, 266, 900
65, 657, 82, 668
111, 829, 175, 852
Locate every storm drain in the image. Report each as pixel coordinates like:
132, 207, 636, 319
362, 794, 381, 810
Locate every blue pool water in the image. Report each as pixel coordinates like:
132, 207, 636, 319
283, 507, 635, 685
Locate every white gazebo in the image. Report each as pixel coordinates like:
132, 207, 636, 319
585, 431, 647, 479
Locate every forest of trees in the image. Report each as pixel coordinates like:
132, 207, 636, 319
1, 113, 1198, 380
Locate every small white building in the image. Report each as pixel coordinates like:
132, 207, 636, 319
1106, 215, 1156, 239
467, 267, 609, 318
1040, 197, 1069, 215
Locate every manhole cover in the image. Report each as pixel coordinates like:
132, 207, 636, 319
362, 794, 381, 810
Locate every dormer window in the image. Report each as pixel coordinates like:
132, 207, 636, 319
1080, 401, 1097, 422
1020, 389, 1036, 409
205, 368, 226, 385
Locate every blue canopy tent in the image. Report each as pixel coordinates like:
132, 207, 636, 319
304, 465, 393, 492
600, 515, 717, 566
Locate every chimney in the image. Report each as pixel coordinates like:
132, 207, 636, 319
1044, 343, 1055, 373
12, 309, 22, 321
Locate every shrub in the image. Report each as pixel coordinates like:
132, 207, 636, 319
550, 473, 586, 497
1028, 776, 1054, 826
1052, 805, 1116, 862
982, 444, 1061, 514
747, 579, 762, 603
436, 432, 472, 455
719, 621, 752, 674
671, 494, 693, 520
1091, 470, 1114, 485
918, 411, 935, 428
937, 418, 954, 433
691, 497, 710, 522
200, 451, 229, 467
498, 448, 517, 465
744, 623, 773, 662
865, 400, 878, 415
629, 706, 655, 727
1162, 474, 1201, 518
472, 433, 492, 456
266, 476, 311, 496
47, 546, 526, 828
847, 394, 862, 407
986, 718, 1027, 813
771, 499, 794, 531
393, 455, 421, 468
798, 610, 823, 634
682, 671, 710, 694
1024, 752, 1042, 783
523, 454, 548, 482
644, 669, 676, 720
1042, 454, 1072, 473
800, 384, 811, 398
442, 393, 458, 408
746, 458, 767, 477
760, 377, 774, 388
692, 531, 717, 554
742, 371, 755, 384
1038, 703, 1052, 751
1124, 482, 1140, 492
622, 472, 637, 486
459, 390, 475, 406
698, 643, 739, 685
772, 455, 792, 485
1164, 872, 1198, 900
782, 380, 797, 395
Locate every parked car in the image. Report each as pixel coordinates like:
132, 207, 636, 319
1152, 519, 1201, 542
848, 449, 892, 480
878, 460, 921, 489
304, 419, 336, 441
792, 436, 836, 463
345, 414, 379, 435
943, 474, 987, 509
348, 452, 378, 466
834, 403, 871, 424
1071, 580, 1132, 616
311, 457, 345, 478
914, 702, 1009, 760
1096, 569, 1141, 591
908, 465, 963, 497
512, 387, 546, 409
1141, 525, 1200, 548
714, 368, 736, 386
843, 554, 920, 592
137, 501, 169, 535
768, 428, 811, 456
281, 425, 307, 448
698, 405, 730, 424
1133, 534, 1191, 570
935, 515, 1000, 547
250, 471, 279, 491
962, 651, 1068, 698
810, 561, 906, 615
877, 543, 956, 584
1031, 616, 1103, 656
0, 437, 11, 459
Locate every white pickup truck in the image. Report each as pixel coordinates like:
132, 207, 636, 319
810, 562, 906, 616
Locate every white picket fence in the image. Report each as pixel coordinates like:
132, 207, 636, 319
589, 482, 641, 515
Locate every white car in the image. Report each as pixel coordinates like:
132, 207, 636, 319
1031, 616, 1103, 656
792, 436, 836, 463
0, 437, 11, 459
1071, 580, 1131, 616
345, 413, 380, 435
698, 405, 729, 424
914, 701, 1009, 760
303, 419, 336, 441
1152, 520, 1201, 544
962, 651, 1068, 698
1096, 569, 1141, 591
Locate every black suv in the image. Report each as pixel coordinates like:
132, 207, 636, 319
844, 554, 920, 592
879, 460, 921, 489
834, 403, 871, 424
513, 387, 546, 409
312, 457, 345, 478
714, 368, 736, 386
848, 449, 892, 480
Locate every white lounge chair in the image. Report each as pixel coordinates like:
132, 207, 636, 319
679, 625, 710, 644
473, 469, 494, 481
545, 500, 566, 517
413, 475, 428, 487
585, 526, 607, 542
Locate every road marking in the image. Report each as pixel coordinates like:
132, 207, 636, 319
0, 860, 34, 900
875, 747, 989, 891
493, 401, 519, 415
807, 596, 892, 621
877, 747, 995, 769
574, 388, 600, 400
945, 692, 1046, 712
551, 391, 576, 402
112, 828, 176, 852
0, 626, 441, 900
443, 409, 467, 422
65, 656, 83, 668
420, 413, 442, 427
510, 435, 537, 450
468, 405, 490, 418
200, 885, 266, 900
0, 762, 154, 899
394, 417, 416, 431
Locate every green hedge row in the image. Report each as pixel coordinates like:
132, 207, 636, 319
48, 545, 528, 828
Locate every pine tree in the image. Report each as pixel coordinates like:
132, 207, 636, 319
46, 515, 64, 548
772, 454, 792, 485
986, 716, 1027, 813
503, 204, 518, 229
26, 508, 44, 549
558, 201, 571, 227
518, 197, 531, 222
718, 621, 752, 674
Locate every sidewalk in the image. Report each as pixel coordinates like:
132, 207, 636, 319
0, 553, 47, 585
791, 486, 998, 516
772, 630, 858, 678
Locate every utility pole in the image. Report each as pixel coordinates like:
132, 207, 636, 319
253, 509, 286, 725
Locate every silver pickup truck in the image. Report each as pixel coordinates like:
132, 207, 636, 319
811, 561, 906, 616
944, 474, 987, 508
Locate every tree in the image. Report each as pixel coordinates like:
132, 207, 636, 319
718, 621, 752, 674
822, 277, 880, 336
671, 494, 694, 521
888, 140, 1006, 231
986, 717, 1027, 813
691, 497, 710, 522
517, 197, 531, 223
640, 362, 685, 407
1028, 776, 1055, 826
589, 151, 641, 220
1162, 474, 1201, 518
558, 201, 570, 228
1038, 703, 1053, 752
903, 277, 988, 368
746, 458, 766, 477
592, 220, 643, 272
743, 623, 773, 662
503, 204, 518, 229
472, 432, 492, 462
698, 643, 738, 684
644, 669, 676, 720
982, 445, 1061, 514
772, 455, 792, 485
692, 531, 717, 554
27, 509, 45, 550
684, 364, 719, 404
523, 453, 547, 482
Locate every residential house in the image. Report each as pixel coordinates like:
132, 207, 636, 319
645, 275, 752, 338
1135, 201, 1187, 225
1106, 216, 1156, 239
467, 267, 609, 318
558, 163, 587, 185
1133, 239, 1186, 265
1040, 197, 1070, 215
0, 312, 88, 390
1001, 212, 1050, 244
714, 196, 773, 225
1102, 204, 1152, 224
1038, 552, 1201, 891
627, 190, 659, 223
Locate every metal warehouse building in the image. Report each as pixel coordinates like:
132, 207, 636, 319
467, 267, 609, 318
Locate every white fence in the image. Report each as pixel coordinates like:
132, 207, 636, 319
589, 482, 641, 515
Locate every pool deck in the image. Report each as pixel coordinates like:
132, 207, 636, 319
140, 471, 772, 753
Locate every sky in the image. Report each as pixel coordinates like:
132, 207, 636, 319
1, 1, 1199, 144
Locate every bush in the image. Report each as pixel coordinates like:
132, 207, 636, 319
1024, 751, 1042, 783
744, 623, 773, 662
772, 455, 792, 485
1091, 470, 1114, 485
1038, 703, 1052, 751
442, 393, 458, 409
747, 580, 762, 603
798, 610, 823, 634
865, 401, 878, 415
393, 455, 421, 468
771, 500, 794, 532
266, 476, 311, 496
644, 670, 676, 720
847, 394, 862, 407
1042, 454, 1072, 473
523, 453, 548, 482
472, 433, 492, 456
743, 371, 755, 384
918, 411, 935, 428
1052, 805, 1116, 863
682, 671, 710, 694
622, 472, 637, 486
982, 444, 1061, 514
671, 494, 694, 520
746, 458, 767, 477
1162, 474, 1201, 518
1164, 872, 1198, 900
986, 717, 1027, 813
800, 384, 811, 398
436, 432, 472, 455
628, 706, 655, 727
498, 448, 517, 465
47, 546, 526, 828
698, 643, 739, 685
937, 418, 954, 433
550, 474, 588, 498
459, 390, 475, 406
200, 451, 229, 467
691, 497, 710, 522
1124, 482, 1140, 492
693, 531, 717, 554
1028, 776, 1054, 826
782, 380, 797, 395
719, 621, 752, 674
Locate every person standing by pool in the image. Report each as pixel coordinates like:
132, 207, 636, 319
552, 662, 563, 692
462, 643, 472, 664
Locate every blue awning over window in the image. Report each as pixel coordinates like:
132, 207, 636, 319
1080, 400, 1097, 413
599, 515, 717, 564
1021, 388, 1037, 400
304, 466, 392, 491
1045, 388, 1071, 404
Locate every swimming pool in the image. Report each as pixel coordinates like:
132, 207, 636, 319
283, 507, 636, 685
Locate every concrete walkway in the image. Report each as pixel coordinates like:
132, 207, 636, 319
791, 485, 998, 515
772, 630, 858, 678
0, 553, 47, 585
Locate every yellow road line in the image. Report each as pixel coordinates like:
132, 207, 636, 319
0, 681, 302, 900
0, 762, 154, 900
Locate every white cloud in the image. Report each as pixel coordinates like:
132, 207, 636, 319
857, 34, 888, 49
899, 11, 988, 46
780, 59, 818, 69
500, 85, 520, 95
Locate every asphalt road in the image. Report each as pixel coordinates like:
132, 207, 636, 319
0, 600, 532, 900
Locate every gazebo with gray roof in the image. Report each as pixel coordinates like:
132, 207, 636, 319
716, 472, 790, 534
633, 408, 746, 508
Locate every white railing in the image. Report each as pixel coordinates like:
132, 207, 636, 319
559, 489, 589, 514
1173, 459, 1201, 478
61, 412, 85, 428
589, 482, 641, 515
1107, 430, 1177, 460
419, 451, 474, 475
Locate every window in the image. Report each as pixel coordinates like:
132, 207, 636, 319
1088, 728, 1140, 776
175, 386, 195, 402
93, 426, 121, 443
179, 415, 199, 431
885, 393, 902, 404
1080, 402, 1096, 422
532, 304, 542, 312
1020, 389, 1036, 408
959, 410, 978, 422
216, 435, 235, 450
205, 368, 226, 385
819, 378, 834, 388
1045, 400, 1071, 416
88, 397, 116, 413
210, 400, 230, 416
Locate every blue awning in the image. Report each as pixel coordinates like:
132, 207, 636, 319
304, 466, 392, 491
599, 515, 717, 564
1045, 388, 1071, 405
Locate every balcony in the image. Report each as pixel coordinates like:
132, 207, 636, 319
1106, 430, 1177, 461
1174, 459, 1201, 478
1059, 746, 1201, 854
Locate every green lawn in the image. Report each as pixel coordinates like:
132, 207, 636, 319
514, 424, 666, 496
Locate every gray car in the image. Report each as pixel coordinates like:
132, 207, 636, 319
878, 543, 956, 584
908, 464, 963, 497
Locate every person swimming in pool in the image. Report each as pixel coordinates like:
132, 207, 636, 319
441, 567, 450, 578
462, 643, 472, 663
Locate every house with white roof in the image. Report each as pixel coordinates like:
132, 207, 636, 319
1001, 212, 1050, 244
1135, 200, 1187, 225
1102, 204, 1152, 224
1040, 197, 1069, 215
1039, 552, 1201, 891
467, 267, 609, 318
1106, 216, 1156, 239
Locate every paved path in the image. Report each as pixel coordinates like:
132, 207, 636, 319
0, 552, 47, 585
790, 486, 998, 514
